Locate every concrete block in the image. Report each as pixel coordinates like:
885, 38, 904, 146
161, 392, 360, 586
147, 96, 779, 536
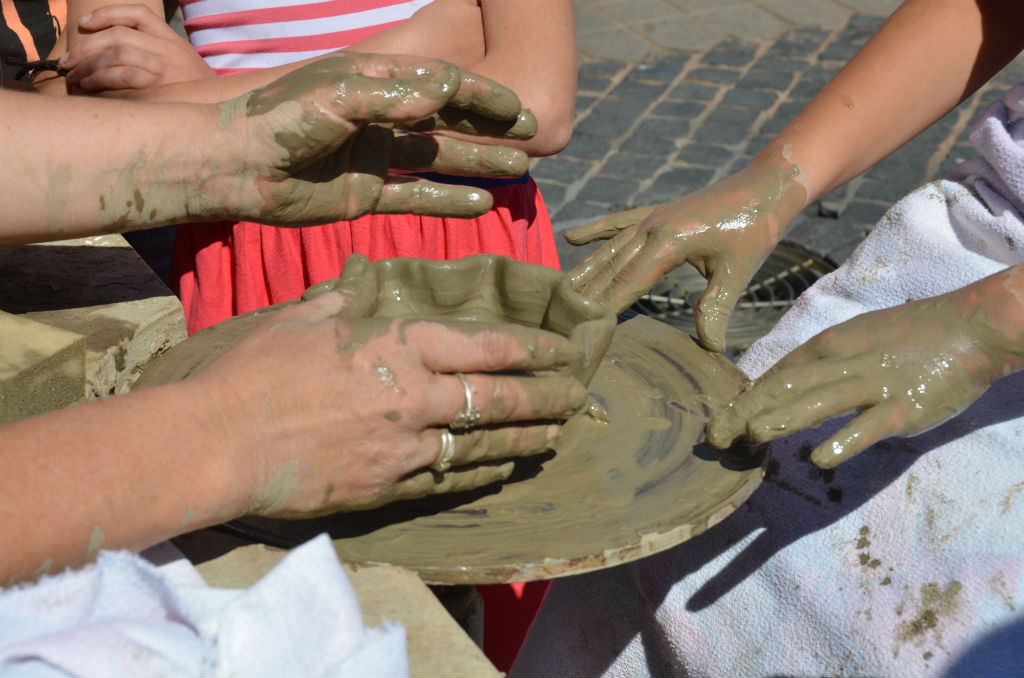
0, 235, 187, 398
0, 311, 85, 424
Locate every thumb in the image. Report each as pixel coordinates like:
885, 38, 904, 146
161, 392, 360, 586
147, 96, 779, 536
695, 273, 744, 353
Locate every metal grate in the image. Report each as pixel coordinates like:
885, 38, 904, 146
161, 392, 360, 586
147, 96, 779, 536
630, 242, 836, 356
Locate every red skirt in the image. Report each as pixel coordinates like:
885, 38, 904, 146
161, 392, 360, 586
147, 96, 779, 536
173, 177, 560, 333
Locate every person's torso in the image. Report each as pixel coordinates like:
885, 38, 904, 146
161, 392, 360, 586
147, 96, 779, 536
179, 0, 433, 75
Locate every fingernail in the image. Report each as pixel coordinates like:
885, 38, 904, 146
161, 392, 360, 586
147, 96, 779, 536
79, 12, 92, 24
545, 424, 561, 442
58, 53, 69, 67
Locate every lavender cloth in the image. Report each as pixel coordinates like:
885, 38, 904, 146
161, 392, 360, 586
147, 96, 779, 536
512, 84, 1024, 677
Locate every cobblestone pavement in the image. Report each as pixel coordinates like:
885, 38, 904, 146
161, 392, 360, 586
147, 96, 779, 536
546, 0, 1024, 271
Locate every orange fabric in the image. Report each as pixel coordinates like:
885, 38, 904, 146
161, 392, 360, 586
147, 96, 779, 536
174, 178, 560, 333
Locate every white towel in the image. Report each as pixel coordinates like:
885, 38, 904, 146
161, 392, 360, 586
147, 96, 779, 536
0, 534, 408, 677
513, 85, 1024, 678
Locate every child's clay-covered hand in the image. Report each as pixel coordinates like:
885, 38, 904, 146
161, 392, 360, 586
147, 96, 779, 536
61, 4, 216, 93
212, 52, 534, 224
707, 265, 1024, 468
193, 290, 588, 518
566, 154, 806, 352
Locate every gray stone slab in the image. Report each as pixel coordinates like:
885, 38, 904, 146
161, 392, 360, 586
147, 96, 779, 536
636, 17, 723, 52
602, 152, 671, 178
692, 4, 790, 40
652, 99, 707, 119
686, 66, 742, 85
677, 142, 736, 168
620, 117, 689, 154
0, 311, 85, 424
757, 0, 850, 28
666, 81, 720, 101
577, 175, 642, 204
0, 236, 186, 398
531, 155, 593, 184
636, 166, 715, 204
578, 27, 658, 62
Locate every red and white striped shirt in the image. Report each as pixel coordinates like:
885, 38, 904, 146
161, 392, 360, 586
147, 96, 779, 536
179, 0, 433, 75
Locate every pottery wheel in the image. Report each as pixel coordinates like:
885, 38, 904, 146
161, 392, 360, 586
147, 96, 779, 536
177, 315, 764, 585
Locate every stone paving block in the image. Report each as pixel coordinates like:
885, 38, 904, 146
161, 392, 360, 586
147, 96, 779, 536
742, 134, 776, 160
531, 155, 593, 184
562, 133, 614, 162
601, 152, 670, 178
598, 0, 681, 24
702, 39, 759, 67
686, 66, 742, 85
578, 27, 657, 62
620, 117, 688, 154
652, 99, 707, 119
635, 166, 715, 205
771, 27, 831, 57
820, 41, 860, 62
736, 68, 796, 92
0, 311, 85, 424
636, 17, 723, 52
721, 88, 778, 108
556, 199, 621, 226
693, 4, 789, 40
788, 78, 825, 102
855, 177, 913, 204
590, 94, 654, 120
630, 53, 693, 83
576, 94, 598, 115
575, 112, 640, 139
841, 200, 889, 229
574, 3, 617, 31
753, 55, 810, 74
608, 78, 668, 106
704, 104, 762, 128
757, 0, 850, 28
666, 80, 720, 101
677, 142, 735, 168
690, 120, 749, 145
577, 75, 615, 93
579, 60, 628, 79
843, 5, 897, 25
577, 175, 642, 204
536, 181, 567, 211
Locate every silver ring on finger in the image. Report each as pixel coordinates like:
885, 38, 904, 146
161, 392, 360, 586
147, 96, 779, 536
431, 429, 456, 473
449, 372, 481, 432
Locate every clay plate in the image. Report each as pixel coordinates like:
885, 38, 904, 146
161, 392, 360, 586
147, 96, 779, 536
224, 316, 766, 584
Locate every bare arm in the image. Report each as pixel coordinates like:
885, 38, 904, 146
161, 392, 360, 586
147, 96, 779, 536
759, 0, 1024, 204
1, 54, 532, 244
58, 0, 575, 154
0, 294, 586, 584
567, 0, 1024, 350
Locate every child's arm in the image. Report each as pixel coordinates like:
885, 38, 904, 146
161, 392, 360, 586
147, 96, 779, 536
568, 0, 1024, 348
57, 0, 487, 102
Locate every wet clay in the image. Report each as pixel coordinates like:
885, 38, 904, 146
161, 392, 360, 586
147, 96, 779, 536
229, 317, 765, 585
134, 257, 762, 583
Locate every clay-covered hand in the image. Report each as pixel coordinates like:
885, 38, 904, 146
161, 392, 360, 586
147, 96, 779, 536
193, 290, 588, 518
567, 156, 807, 352
62, 4, 216, 93
207, 52, 535, 224
707, 266, 1024, 468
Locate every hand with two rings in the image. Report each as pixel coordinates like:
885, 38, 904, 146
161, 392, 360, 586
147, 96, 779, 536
205, 293, 591, 519
432, 373, 482, 473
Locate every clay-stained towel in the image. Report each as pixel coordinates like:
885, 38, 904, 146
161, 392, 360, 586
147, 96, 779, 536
0, 534, 407, 677
512, 84, 1024, 677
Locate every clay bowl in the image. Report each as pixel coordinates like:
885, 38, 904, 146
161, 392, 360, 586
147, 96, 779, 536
303, 253, 617, 386
134, 253, 616, 389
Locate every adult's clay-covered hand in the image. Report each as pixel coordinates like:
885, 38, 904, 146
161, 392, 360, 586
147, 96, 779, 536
707, 265, 1024, 468
206, 52, 536, 225
191, 290, 588, 518
566, 155, 806, 352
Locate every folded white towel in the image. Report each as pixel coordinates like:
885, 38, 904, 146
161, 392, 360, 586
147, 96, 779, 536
0, 534, 407, 677
513, 84, 1024, 678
